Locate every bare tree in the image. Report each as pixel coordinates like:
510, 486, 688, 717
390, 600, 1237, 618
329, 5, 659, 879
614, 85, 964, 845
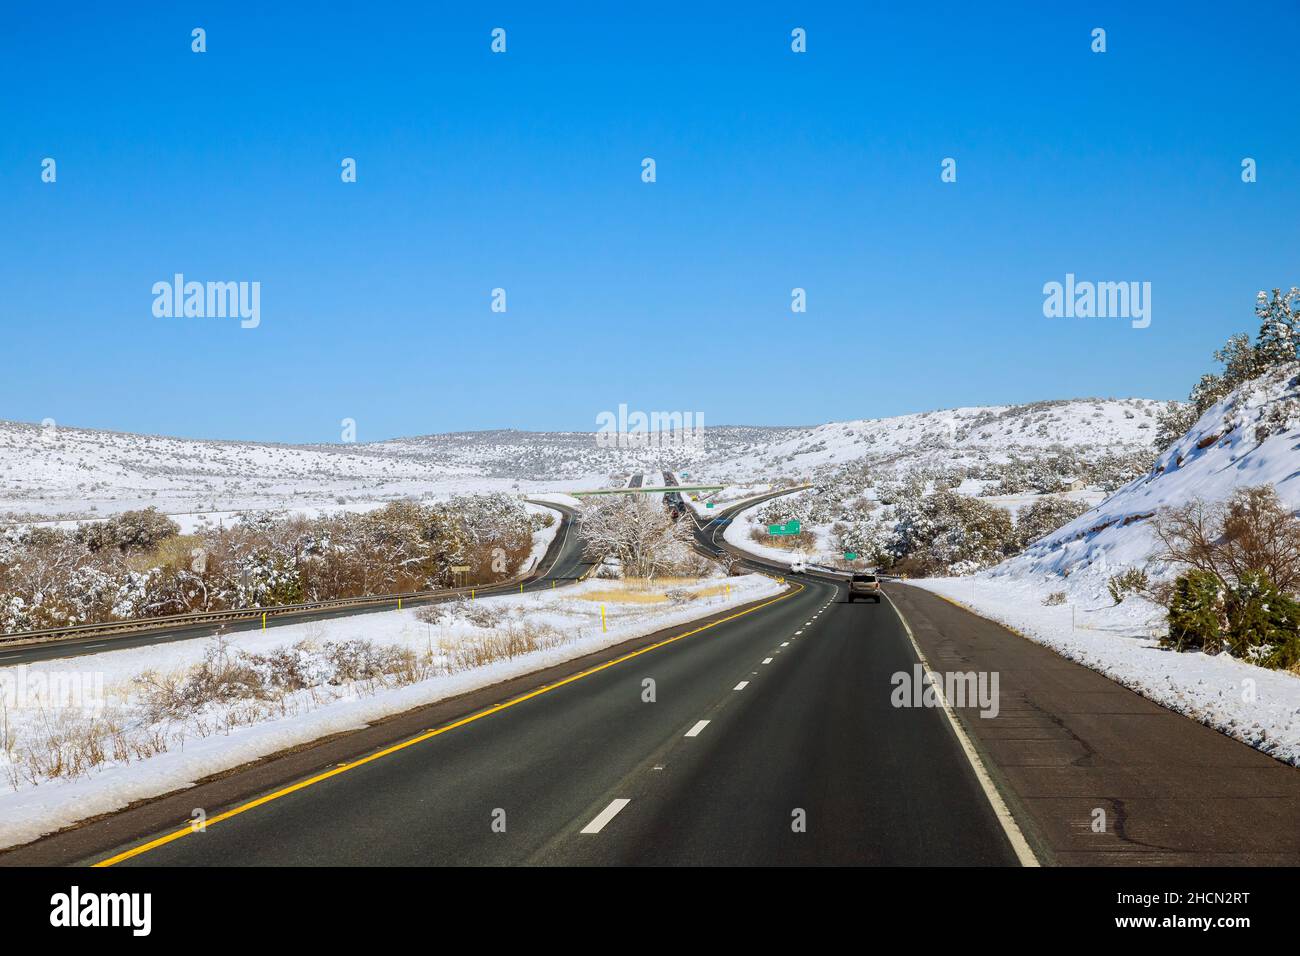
1152, 485, 1300, 594
580, 495, 694, 579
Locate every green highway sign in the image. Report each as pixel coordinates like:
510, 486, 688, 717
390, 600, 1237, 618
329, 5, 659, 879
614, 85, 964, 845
844, 552, 858, 560
706, 502, 714, 509
768, 520, 801, 536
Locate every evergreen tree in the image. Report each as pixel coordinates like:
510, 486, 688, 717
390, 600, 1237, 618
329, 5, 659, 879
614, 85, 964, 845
1255, 288, 1300, 366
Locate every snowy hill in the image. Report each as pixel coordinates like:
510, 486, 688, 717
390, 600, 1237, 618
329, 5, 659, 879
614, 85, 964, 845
0, 396, 1164, 524
703, 398, 1164, 478
997, 364, 1300, 592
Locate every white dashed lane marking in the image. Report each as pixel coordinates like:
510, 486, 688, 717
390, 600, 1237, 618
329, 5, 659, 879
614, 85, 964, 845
734, 681, 749, 690
581, 798, 631, 834
685, 720, 710, 737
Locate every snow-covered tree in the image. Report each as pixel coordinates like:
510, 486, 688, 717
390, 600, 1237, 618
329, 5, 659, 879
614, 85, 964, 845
580, 495, 694, 579
1256, 288, 1300, 367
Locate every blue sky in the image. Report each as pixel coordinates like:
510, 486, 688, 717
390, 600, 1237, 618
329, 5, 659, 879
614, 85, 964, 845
2, 1, 1298, 442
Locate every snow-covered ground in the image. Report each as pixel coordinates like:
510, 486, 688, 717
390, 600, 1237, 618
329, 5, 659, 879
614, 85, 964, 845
722, 489, 825, 563
0, 572, 783, 849
910, 577, 1300, 767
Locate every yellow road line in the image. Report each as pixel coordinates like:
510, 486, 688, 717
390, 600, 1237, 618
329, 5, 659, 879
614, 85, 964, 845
93, 580, 806, 867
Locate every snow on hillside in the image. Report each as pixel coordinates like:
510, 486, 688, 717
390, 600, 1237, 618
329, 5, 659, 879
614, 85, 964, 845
994, 364, 1300, 597
703, 397, 1164, 478
0, 421, 801, 523
913, 365, 1300, 765
0, 398, 1162, 525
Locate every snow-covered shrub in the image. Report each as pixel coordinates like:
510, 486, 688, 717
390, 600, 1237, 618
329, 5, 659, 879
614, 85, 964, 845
1164, 570, 1300, 669
890, 491, 1016, 575
1015, 496, 1091, 550
1106, 567, 1150, 605
580, 495, 694, 579
73, 507, 180, 555
462, 602, 506, 629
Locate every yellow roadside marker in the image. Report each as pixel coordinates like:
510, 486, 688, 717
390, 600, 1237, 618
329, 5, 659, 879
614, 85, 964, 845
600, 604, 607, 632
261, 612, 266, 631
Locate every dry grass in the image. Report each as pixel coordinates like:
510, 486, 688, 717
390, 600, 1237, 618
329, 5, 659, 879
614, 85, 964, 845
578, 576, 715, 604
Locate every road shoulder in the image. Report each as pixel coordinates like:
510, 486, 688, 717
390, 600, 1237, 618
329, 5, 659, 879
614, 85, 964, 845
887, 583, 1300, 866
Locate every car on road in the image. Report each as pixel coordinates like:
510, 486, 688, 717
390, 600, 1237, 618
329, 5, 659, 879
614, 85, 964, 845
847, 573, 881, 603
790, 560, 807, 573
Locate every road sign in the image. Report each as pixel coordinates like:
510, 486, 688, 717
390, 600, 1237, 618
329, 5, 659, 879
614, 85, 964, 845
681, 472, 690, 478
450, 565, 470, 573
768, 520, 801, 536
706, 502, 714, 509
844, 552, 858, 560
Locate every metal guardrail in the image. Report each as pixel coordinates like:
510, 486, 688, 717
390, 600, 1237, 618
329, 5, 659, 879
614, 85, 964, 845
0, 575, 537, 648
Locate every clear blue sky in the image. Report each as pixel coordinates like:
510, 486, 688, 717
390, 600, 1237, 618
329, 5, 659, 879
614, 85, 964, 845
3, 1, 1298, 442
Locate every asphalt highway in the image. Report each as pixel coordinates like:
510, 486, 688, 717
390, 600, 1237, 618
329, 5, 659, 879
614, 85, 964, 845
39, 486, 1018, 866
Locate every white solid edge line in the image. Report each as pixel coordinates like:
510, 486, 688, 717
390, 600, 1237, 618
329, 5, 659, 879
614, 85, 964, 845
882, 591, 1041, 868
581, 798, 631, 834
684, 719, 710, 737
734, 681, 749, 690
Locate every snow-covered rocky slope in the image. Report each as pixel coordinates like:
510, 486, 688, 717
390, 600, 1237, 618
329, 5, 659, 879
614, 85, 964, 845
994, 364, 1300, 598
